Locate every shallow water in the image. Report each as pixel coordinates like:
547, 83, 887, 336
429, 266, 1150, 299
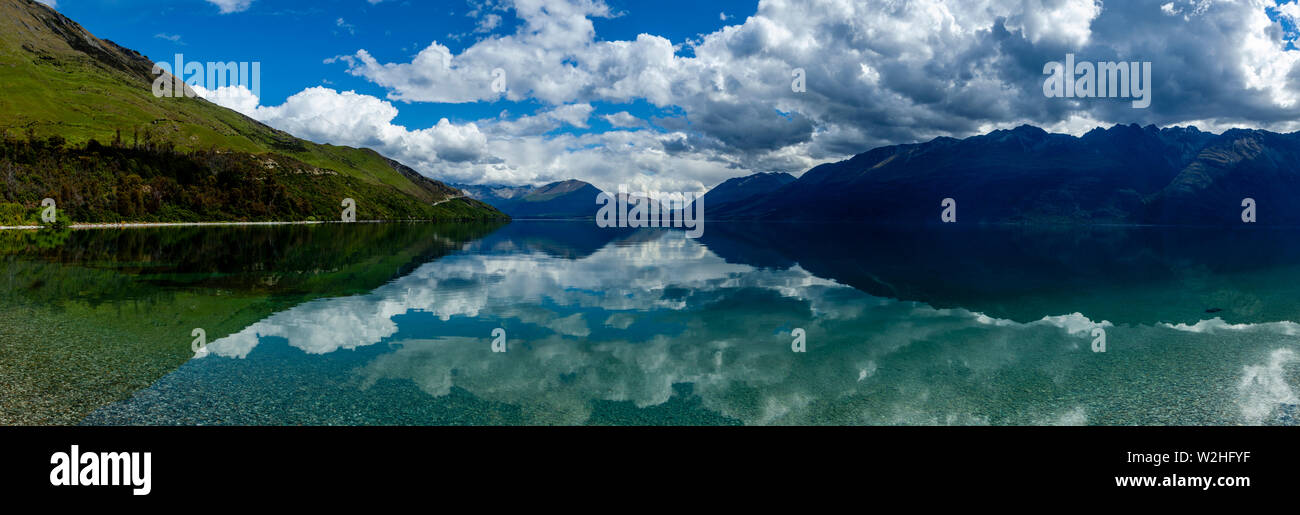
3, 221, 1298, 425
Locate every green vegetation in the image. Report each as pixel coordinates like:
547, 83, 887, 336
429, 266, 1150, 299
0, 202, 27, 225
0, 0, 503, 223
0, 198, 71, 227
0, 134, 499, 223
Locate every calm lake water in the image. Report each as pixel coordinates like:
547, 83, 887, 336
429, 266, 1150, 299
2, 221, 1299, 425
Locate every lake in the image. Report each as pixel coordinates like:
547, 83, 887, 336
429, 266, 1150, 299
2, 221, 1298, 425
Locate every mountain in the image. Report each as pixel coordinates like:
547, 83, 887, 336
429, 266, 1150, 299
1145, 129, 1300, 225
0, 0, 504, 223
455, 183, 537, 206
692, 172, 795, 214
707, 124, 1300, 225
459, 179, 605, 219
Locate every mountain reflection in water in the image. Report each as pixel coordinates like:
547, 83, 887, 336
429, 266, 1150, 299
60, 221, 1300, 426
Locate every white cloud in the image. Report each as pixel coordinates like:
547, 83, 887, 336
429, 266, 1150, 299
153, 33, 183, 44
1281, 1, 1300, 23
205, 0, 253, 14
201, 0, 1300, 191
486, 103, 595, 136
1014, 0, 1104, 46
192, 85, 261, 116
476, 13, 503, 33
1240, 0, 1300, 107
601, 111, 644, 128
196, 85, 734, 192
332, 1, 1115, 159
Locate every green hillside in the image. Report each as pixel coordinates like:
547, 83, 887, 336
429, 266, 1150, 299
0, 0, 502, 223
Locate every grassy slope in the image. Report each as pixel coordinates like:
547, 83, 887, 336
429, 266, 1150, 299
0, 0, 501, 221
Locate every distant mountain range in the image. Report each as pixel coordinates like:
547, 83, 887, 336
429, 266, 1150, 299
456, 179, 604, 219
0, 0, 503, 223
460, 123, 1300, 227
706, 124, 1300, 226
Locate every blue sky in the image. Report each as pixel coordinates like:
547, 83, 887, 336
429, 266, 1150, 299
55, 0, 747, 131
35, 1, 1300, 193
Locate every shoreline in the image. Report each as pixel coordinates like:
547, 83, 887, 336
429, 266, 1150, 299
0, 219, 472, 231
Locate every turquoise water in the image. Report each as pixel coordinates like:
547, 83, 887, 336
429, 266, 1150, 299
5, 222, 1299, 425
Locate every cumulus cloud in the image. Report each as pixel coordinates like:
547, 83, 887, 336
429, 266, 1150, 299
192, 85, 261, 115
601, 111, 644, 128
206, 0, 1300, 191
485, 103, 596, 136
198, 84, 735, 191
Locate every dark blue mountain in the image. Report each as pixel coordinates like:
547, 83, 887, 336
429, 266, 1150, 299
1145, 129, 1300, 225
706, 124, 1300, 225
692, 172, 795, 214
